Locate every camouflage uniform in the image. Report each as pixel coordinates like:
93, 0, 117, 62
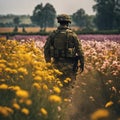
44, 14, 84, 86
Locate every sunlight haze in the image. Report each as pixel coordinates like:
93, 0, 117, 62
0, 0, 96, 15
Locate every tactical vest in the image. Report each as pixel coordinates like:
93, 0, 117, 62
50, 29, 76, 58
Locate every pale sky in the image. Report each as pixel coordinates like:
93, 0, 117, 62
0, 0, 96, 15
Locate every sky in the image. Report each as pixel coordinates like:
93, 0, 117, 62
0, 0, 96, 15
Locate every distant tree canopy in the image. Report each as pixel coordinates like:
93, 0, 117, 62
31, 3, 56, 31
1, 1, 120, 32
13, 17, 20, 32
72, 9, 86, 28
93, 0, 120, 30
72, 9, 95, 30
13, 17, 20, 26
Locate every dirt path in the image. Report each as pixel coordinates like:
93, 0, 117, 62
65, 72, 118, 120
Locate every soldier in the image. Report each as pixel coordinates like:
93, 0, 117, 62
44, 14, 84, 87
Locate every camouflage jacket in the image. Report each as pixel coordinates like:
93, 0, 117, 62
44, 25, 84, 63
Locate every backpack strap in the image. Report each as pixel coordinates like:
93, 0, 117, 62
50, 28, 74, 58
50, 30, 60, 47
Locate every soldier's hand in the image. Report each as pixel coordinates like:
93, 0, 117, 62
45, 57, 51, 63
73, 65, 78, 73
80, 63, 84, 73
79, 56, 84, 73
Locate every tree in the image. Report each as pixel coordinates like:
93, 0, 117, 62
72, 9, 95, 30
31, 3, 43, 29
93, 0, 120, 30
72, 9, 87, 29
13, 17, 20, 32
84, 15, 96, 31
22, 26, 27, 33
31, 3, 56, 31
114, 0, 120, 28
42, 3, 56, 29
114, 0, 120, 15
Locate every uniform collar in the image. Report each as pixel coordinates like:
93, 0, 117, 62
58, 25, 69, 30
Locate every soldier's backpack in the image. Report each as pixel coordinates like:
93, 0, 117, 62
50, 29, 76, 58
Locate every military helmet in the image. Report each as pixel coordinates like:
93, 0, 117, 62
57, 14, 71, 23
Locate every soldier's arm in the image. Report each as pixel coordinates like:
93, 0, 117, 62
73, 33, 84, 72
44, 36, 52, 62
73, 33, 84, 58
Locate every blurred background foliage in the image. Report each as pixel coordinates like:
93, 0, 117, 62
0, 0, 120, 33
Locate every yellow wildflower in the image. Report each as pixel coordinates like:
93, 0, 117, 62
0, 68, 2, 72
57, 81, 61, 84
33, 83, 41, 90
59, 83, 63, 87
35, 70, 42, 75
33, 61, 41, 66
11, 40, 17, 46
64, 98, 71, 102
23, 54, 33, 64
21, 108, 29, 115
16, 90, 29, 99
47, 76, 55, 81
0, 63, 6, 69
13, 103, 21, 110
25, 99, 32, 106
57, 81, 63, 87
0, 106, 13, 117
5, 68, 12, 73
32, 73, 35, 77
43, 84, 48, 90
0, 59, 6, 63
18, 68, 28, 75
64, 80, 69, 83
91, 109, 109, 120
9, 86, 21, 91
0, 84, 8, 89
19, 75, 24, 79
46, 62, 52, 67
48, 95, 62, 103
54, 69, 63, 75
40, 108, 48, 116
64, 77, 71, 83
53, 86, 61, 94
34, 76, 42, 81
7, 62, 18, 68
105, 101, 114, 108
6, 75, 10, 79
5, 107, 13, 113
11, 69, 17, 74
19, 99, 24, 104
5, 68, 17, 74
66, 77, 71, 81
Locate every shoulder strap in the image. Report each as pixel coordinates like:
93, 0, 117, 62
50, 30, 58, 46
51, 29, 67, 47
65, 28, 73, 48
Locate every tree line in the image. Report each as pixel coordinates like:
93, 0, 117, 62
93, 0, 120, 30
31, 0, 120, 31
0, 0, 120, 31
30, 3, 96, 31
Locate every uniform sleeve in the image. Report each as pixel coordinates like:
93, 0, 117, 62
72, 33, 84, 64
44, 34, 52, 62
73, 33, 84, 57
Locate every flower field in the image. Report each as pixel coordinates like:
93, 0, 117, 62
0, 34, 120, 120
71, 38, 120, 120
0, 37, 66, 120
